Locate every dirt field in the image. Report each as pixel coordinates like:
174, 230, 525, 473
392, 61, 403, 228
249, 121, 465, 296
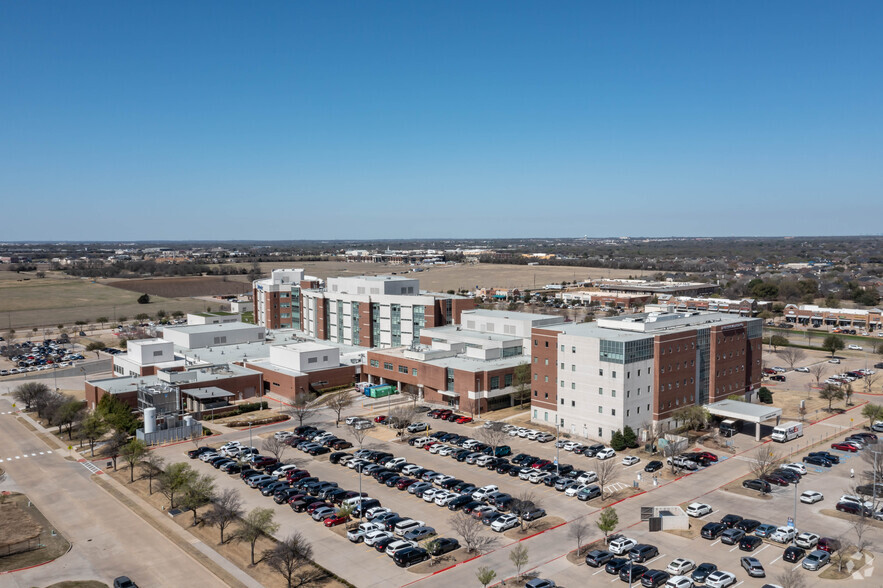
107, 276, 252, 298
0, 274, 221, 330
225, 261, 638, 292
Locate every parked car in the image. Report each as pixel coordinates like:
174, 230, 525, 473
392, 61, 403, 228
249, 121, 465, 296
686, 503, 712, 518
585, 549, 614, 567
742, 479, 771, 493
802, 549, 831, 571
666, 558, 695, 575
701, 523, 727, 539
704, 571, 737, 588
644, 460, 664, 473
739, 535, 763, 551
784, 546, 806, 563
690, 563, 717, 583
720, 528, 745, 545
800, 490, 824, 504
628, 544, 659, 563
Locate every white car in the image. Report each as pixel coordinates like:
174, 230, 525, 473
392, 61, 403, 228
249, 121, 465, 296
199, 451, 220, 462
685, 503, 712, 518
705, 571, 737, 588
412, 437, 433, 449
401, 464, 423, 475
428, 444, 447, 454
795, 532, 820, 549
364, 530, 393, 546
421, 488, 440, 502
847, 344, 863, 350
608, 536, 637, 555
800, 490, 824, 504
795, 367, 810, 373
782, 462, 807, 475
565, 484, 590, 497
622, 455, 640, 466
563, 441, 581, 451
366, 506, 391, 520
529, 471, 552, 484
490, 514, 519, 532
433, 475, 455, 487
840, 494, 873, 508
665, 576, 695, 588
271, 464, 300, 477
475, 455, 494, 466
596, 448, 616, 460
438, 446, 456, 456
666, 558, 696, 575
386, 540, 418, 557
576, 471, 598, 484
472, 485, 499, 501
273, 431, 294, 440
770, 526, 797, 543
518, 468, 534, 480
526, 430, 541, 440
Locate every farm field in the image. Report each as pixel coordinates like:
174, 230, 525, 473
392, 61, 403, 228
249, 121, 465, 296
107, 275, 251, 298
0, 274, 212, 330
1, 262, 636, 331
229, 260, 639, 292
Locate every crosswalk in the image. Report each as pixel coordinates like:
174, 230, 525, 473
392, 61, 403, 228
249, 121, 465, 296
3, 450, 52, 461
80, 460, 104, 475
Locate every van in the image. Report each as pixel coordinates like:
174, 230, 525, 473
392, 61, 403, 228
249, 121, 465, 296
771, 421, 803, 442
394, 519, 425, 537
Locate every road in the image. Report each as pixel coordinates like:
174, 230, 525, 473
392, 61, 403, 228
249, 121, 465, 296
0, 393, 225, 587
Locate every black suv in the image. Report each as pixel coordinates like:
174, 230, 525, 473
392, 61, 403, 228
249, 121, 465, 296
742, 479, 771, 493
628, 544, 659, 563
641, 570, 670, 587
701, 522, 727, 539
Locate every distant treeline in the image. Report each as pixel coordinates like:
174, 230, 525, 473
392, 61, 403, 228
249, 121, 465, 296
62, 260, 249, 278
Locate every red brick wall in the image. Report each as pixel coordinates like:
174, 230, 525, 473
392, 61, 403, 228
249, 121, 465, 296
708, 324, 750, 403
316, 298, 328, 340
452, 298, 476, 324
359, 303, 373, 347
530, 328, 559, 415
653, 331, 698, 420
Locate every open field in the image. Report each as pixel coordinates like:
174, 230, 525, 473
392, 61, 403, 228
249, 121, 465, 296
241, 261, 639, 292
0, 275, 214, 330
107, 275, 251, 298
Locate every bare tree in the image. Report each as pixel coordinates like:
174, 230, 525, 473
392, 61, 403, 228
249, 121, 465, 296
860, 442, 883, 485
749, 446, 781, 483
829, 536, 851, 573
844, 383, 855, 407
401, 386, 420, 408
264, 531, 314, 588
662, 438, 687, 474
808, 364, 827, 389
512, 362, 531, 408
239, 507, 280, 565
205, 487, 244, 544
105, 429, 129, 471
642, 421, 663, 454
510, 490, 543, 531
262, 437, 289, 463
780, 347, 806, 370
450, 512, 498, 554
852, 511, 873, 554
326, 390, 356, 427
477, 422, 509, 458
509, 543, 529, 581
140, 452, 165, 494
775, 568, 807, 588
287, 392, 317, 429
569, 518, 590, 556
864, 373, 880, 396
595, 458, 619, 500
388, 405, 418, 438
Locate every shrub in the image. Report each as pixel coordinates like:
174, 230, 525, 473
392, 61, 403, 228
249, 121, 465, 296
610, 430, 626, 451
757, 387, 773, 404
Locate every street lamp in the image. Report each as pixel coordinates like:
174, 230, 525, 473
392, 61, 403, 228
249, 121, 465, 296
248, 421, 253, 450
556, 420, 560, 476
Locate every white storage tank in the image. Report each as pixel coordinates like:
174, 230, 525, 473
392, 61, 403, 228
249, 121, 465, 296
143, 407, 157, 434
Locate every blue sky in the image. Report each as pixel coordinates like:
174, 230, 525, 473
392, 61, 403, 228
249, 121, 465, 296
2, 2, 881, 240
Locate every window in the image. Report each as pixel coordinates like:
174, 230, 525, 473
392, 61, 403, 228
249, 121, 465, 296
504, 373, 513, 387
599, 387, 603, 395
627, 371, 630, 379
534, 374, 538, 381
571, 382, 575, 389
398, 365, 408, 374
571, 400, 575, 407
637, 406, 640, 414
626, 409, 630, 417
534, 390, 538, 396
534, 357, 538, 364
611, 408, 616, 416
637, 369, 641, 376
544, 392, 548, 398
561, 418, 565, 427
598, 406, 603, 413
571, 365, 575, 372
598, 427, 603, 437
534, 339, 538, 346
152, 350, 163, 357
544, 376, 548, 382
490, 376, 500, 390
412, 368, 418, 376
572, 346, 576, 353
544, 412, 548, 421
560, 398, 564, 405
544, 359, 549, 365
612, 389, 616, 398
545, 341, 549, 347
599, 368, 603, 376
533, 409, 537, 418
384, 362, 393, 370
612, 371, 617, 378
560, 344, 565, 351
560, 362, 565, 369
308, 357, 318, 364
370, 359, 379, 368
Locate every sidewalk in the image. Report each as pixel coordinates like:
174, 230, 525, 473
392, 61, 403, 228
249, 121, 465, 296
16, 411, 261, 588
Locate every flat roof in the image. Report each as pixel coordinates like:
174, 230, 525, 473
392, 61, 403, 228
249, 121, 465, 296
185, 386, 234, 400
465, 308, 564, 322
372, 346, 528, 373
422, 324, 522, 343
162, 322, 261, 335
541, 322, 650, 342
706, 399, 782, 423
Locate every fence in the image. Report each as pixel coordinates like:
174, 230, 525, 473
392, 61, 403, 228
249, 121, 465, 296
136, 422, 202, 446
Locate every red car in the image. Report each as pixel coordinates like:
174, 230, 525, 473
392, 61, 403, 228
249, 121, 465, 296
831, 442, 858, 452
455, 416, 473, 424
531, 459, 551, 469
306, 501, 331, 514
374, 415, 387, 423
695, 451, 718, 462
286, 470, 310, 482
762, 368, 777, 375
323, 514, 349, 527
396, 478, 417, 490
423, 442, 439, 451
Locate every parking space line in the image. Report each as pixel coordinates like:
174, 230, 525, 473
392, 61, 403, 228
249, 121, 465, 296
711, 539, 721, 547
645, 553, 665, 565
770, 555, 782, 564
754, 544, 770, 556
593, 569, 605, 575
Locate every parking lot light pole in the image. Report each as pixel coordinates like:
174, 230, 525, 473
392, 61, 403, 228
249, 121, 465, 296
248, 421, 253, 450
556, 420, 560, 476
